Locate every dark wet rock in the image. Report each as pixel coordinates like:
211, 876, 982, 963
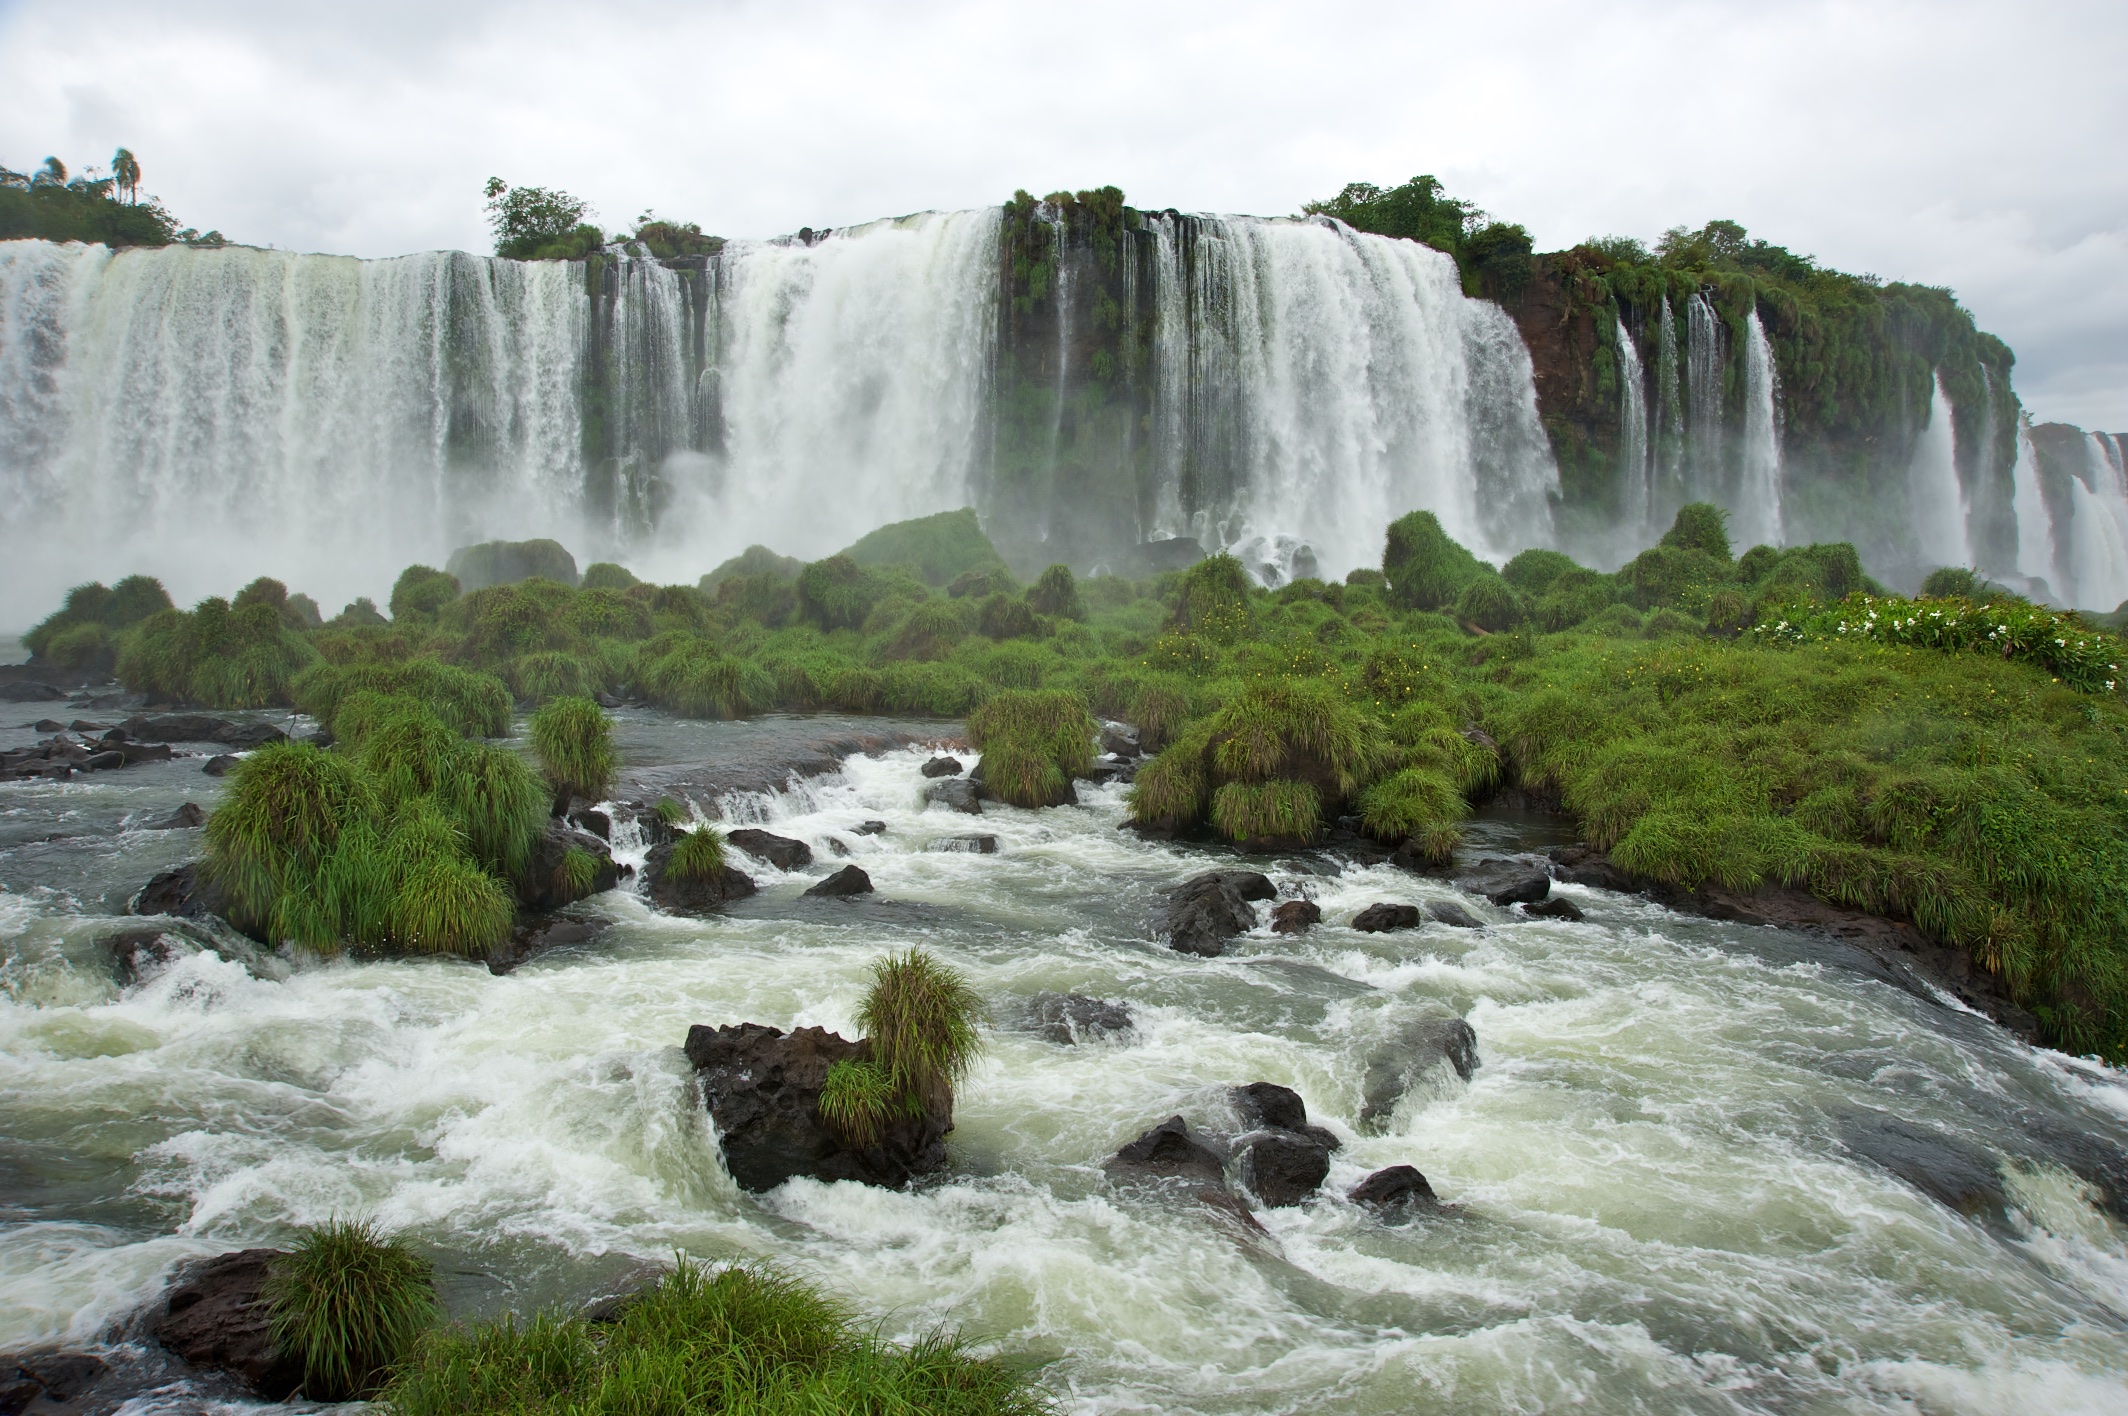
0, 1352, 112, 1411
117, 714, 244, 744
517, 819, 620, 912
221, 722, 288, 750
131, 863, 227, 921
924, 778, 983, 814
684, 1022, 948, 1190
1361, 1017, 1479, 1130
927, 833, 999, 854
644, 841, 755, 912
619, 803, 681, 848
1349, 1164, 1441, 1215
1230, 1081, 1310, 1132
148, 1248, 303, 1399
1100, 721, 1141, 757
1160, 870, 1276, 957
202, 755, 238, 777
568, 807, 612, 840
1547, 843, 1638, 893
1084, 754, 1138, 786
489, 915, 611, 975
1426, 901, 1486, 929
1269, 899, 1320, 934
146, 802, 206, 830
827, 837, 852, 857
1456, 860, 1550, 906
31, 719, 66, 734
80, 749, 125, 770
1838, 1114, 2008, 1223
921, 755, 964, 778
1352, 902, 1421, 933
99, 928, 188, 984
1522, 895, 1585, 922
851, 820, 887, 837
1239, 1131, 1334, 1207
725, 828, 813, 871
804, 865, 874, 897
1024, 992, 1133, 1044
1105, 1116, 1227, 1189
1, 681, 66, 702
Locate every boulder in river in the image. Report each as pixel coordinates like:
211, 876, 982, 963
131, 863, 227, 921
202, 755, 239, 777
488, 915, 611, 976
643, 840, 755, 911
567, 806, 612, 840
851, 819, 888, 836
118, 714, 287, 748
1837, 1113, 2009, 1224
1426, 900, 1486, 929
148, 1248, 304, 1399
1548, 843, 1638, 893
1360, 1017, 1479, 1129
927, 834, 998, 854
145, 802, 206, 831
1348, 1164, 1443, 1217
100, 927, 189, 984
921, 755, 965, 778
1105, 1116, 1228, 1190
1160, 870, 1276, 956
804, 865, 874, 897
0, 680, 65, 702
1522, 896, 1585, 922
1352, 902, 1420, 933
1229, 1083, 1341, 1206
0, 1352, 113, 1411
1099, 721, 1141, 757
1455, 860, 1551, 906
1023, 992, 1133, 1044
725, 828, 813, 870
684, 1022, 948, 1189
517, 819, 621, 912
1269, 899, 1320, 934
924, 778, 982, 814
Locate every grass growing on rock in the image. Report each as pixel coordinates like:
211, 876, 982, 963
817, 1059, 897, 1148
380, 1259, 1053, 1415
858, 949, 984, 1115
264, 1219, 438, 1402
669, 826, 728, 880
530, 695, 618, 812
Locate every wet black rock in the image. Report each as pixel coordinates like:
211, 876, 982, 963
1352, 902, 1420, 933
1024, 992, 1133, 1044
1456, 860, 1551, 906
0, 1352, 111, 1412
927, 833, 999, 854
146, 802, 206, 831
1548, 843, 1637, 893
568, 807, 612, 840
1361, 1017, 1479, 1129
685, 1022, 948, 1189
1099, 721, 1141, 757
1160, 870, 1276, 957
1522, 896, 1586, 922
1838, 1113, 2009, 1223
643, 841, 755, 912
920, 755, 965, 778
924, 778, 982, 814
1349, 1164, 1442, 1215
804, 865, 874, 897
489, 915, 611, 976
202, 755, 238, 777
119, 714, 285, 747
1426, 901, 1486, 929
852, 820, 887, 836
132, 863, 227, 921
1105, 1116, 1227, 1189
1270, 899, 1320, 934
1, 681, 65, 702
1240, 1131, 1334, 1207
517, 819, 620, 912
31, 719, 65, 734
725, 828, 813, 871
148, 1248, 304, 1399
100, 927, 188, 984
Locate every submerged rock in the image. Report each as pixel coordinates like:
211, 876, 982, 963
684, 1022, 948, 1190
921, 755, 965, 778
924, 778, 983, 814
851, 819, 888, 836
131, 863, 226, 921
927, 834, 998, 854
1522, 895, 1585, 922
1105, 1116, 1227, 1189
804, 865, 874, 897
1269, 899, 1321, 934
489, 915, 612, 976
1023, 992, 1133, 1044
148, 1248, 304, 1399
1360, 1017, 1480, 1130
1838, 1113, 2009, 1223
202, 754, 239, 777
725, 828, 813, 871
644, 840, 756, 911
1099, 721, 1141, 757
1456, 860, 1550, 906
1160, 870, 1276, 957
98, 926, 199, 984
145, 802, 206, 830
1547, 843, 1637, 893
0, 1352, 113, 1411
1426, 901, 1485, 929
1348, 1164, 1443, 1217
1352, 902, 1420, 933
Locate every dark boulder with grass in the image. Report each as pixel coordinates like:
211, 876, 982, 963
644, 829, 755, 911
516, 819, 619, 912
805, 864, 873, 897
1352, 902, 1420, 933
258, 1220, 438, 1401
149, 1249, 305, 1399
725, 828, 813, 870
685, 1022, 947, 1189
1159, 869, 1276, 956
132, 862, 227, 921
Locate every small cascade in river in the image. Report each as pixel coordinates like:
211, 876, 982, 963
1906, 371, 1969, 574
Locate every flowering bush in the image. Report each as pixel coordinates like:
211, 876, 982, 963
1752, 594, 2123, 694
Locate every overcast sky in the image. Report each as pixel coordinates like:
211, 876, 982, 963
3, 0, 2123, 428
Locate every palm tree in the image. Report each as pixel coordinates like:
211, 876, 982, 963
112, 148, 140, 204
32, 156, 66, 187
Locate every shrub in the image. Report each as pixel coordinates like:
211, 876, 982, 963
1170, 555, 1255, 641
1206, 679, 1379, 797
1383, 510, 1484, 610
1210, 779, 1322, 844
669, 826, 727, 880
701, 544, 805, 594
508, 650, 597, 704
294, 660, 512, 738
389, 566, 460, 622
1644, 607, 1700, 638
1358, 766, 1464, 862
205, 743, 377, 944
948, 565, 1020, 599
977, 738, 1069, 807
1128, 678, 1193, 752
1584, 602, 1647, 637
26, 576, 172, 660
967, 689, 1097, 795
530, 695, 617, 810
1622, 544, 1732, 612
638, 641, 760, 718
1535, 569, 1618, 630
978, 592, 1041, 640
390, 851, 515, 956
333, 598, 389, 628
886, 598, 975, 660
44, 621, 114, 671
857, 948, 982, 1112
580, 561, 639, 591
796, 555, 876, 630
818, 1059, 896, 1148
1456, 572, 1523, 631
1706, 589, 1753, 635
1501, 548, 1582, 596
265, 1220, 439, 1401
1660, 502, 1732, 560
1126, 722, 1212, 830
566, 588, 654, 641
1027, 563, 1085, 619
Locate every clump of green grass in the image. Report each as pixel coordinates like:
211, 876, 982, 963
294, 660, 512, 737
381, 1259, 1053, 1416
1170, 555, 1255, 641
966, 689, 1097, 806
1358, 767, 1465, 863
1383, 510, 1485, 610
818, 1058, 897, 1148
857, 948, 983, 1115
654, 797, 688, 827
557, 846, 600, 901
1027, 563, 1084, 620
1210, 779, 1322, 845
1125, 721, 1212, 831
530, 695, 617, 812
205, 742, 378, 944
264, 1219, 439, 1401
669, 826, 727, 880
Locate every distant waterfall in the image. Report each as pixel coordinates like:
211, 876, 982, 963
2070, 432, 2128, 611
1906, 371, 1969, 572
1653, 297, 1685, 529
1614, 315, 1651, 544
1684, 294, 1724, 503
2008, 416, 2056, 593
1734, 309, 1784, 549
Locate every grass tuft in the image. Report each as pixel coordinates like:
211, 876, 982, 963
857, 949, 983, 1114
264, 1218, 439, 1401
669, 826, 727, 880
818, 1058, 897, 1148
530, 695, 618, 810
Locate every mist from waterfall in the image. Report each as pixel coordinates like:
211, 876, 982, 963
1906, 371, 1969, 573
1734, 309, 1784, 549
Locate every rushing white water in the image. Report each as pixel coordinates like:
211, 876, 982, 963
1908, 371, 1970, 573
2068, 433, 2128, 611
1684, 294, 1724, 505
1734, 309, 1784, 549
2010, 416, 2058, 594
1653, 296, 1685, 531
1613, 314, 1653, 551
5, 721, 2128, 1412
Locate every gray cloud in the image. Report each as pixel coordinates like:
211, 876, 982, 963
4, 0, 2123, 426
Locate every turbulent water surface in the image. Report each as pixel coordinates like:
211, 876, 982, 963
4, 713, 2128, 1413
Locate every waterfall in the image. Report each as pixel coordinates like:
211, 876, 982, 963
1734, 308, 1784, 548
2008, 415, 2056, 594
1684, 294, 1724, 505
1653, 296, 1685, 530
1614, 313, 1651, 545
2069, 432, 2128, 611
1906, 370, 1969, 573
0, 207, 1560, 621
